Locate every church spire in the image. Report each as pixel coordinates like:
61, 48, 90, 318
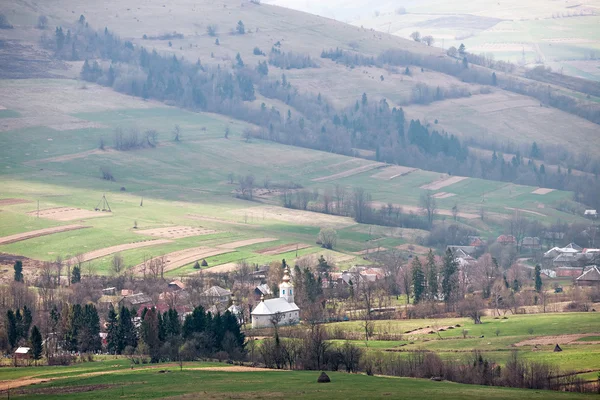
279, 265, 294, 303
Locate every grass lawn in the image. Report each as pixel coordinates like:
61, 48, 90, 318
5, 361, 598, 399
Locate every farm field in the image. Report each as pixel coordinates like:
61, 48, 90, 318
0, 76, 588, 279
1, 359, 597, 399
325, 313, 600, 377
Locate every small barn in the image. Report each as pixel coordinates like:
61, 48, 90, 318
576, 266, 600, 287
14, 347, 31, 365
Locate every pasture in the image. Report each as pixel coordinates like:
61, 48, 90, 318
1, 360, 598, 399
0, 77, 586, 279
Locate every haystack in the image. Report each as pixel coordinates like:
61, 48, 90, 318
554, 344, 562, 352
317, 371, 331, 383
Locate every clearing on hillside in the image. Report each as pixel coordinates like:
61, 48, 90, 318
217, 238, 278, 249
0, 198, 31, 206
0, 225, 89, 245
67, 239, 172, 263
371, 165, 417, 180
312, 163, 384, 182
532, 188, 555, 195
514, 334, 600, 347
432, 192, 456, 199
27, 207, 111, 221
231, 206, 355, 228
256, 243, 311, 255
202, 262, 240, 273
134, 226, 217, 239
420, 176, 467, 190
133, 247, 234, 273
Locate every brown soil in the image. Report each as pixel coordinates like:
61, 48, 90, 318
0, 198, 31, 206
67, 239, 172, 263
217, 238, 277, 249
514, 334, 600, 347
371, 165, 417, 180
256, 243, 311, 255
531, 188, 554, 195
312, 163, 383, 182
432, 192, 456, 199
0, 224, 89, 245
407, 325, 457, 335
186, 214, 247, 226
188, 366, 283, 372
203, 262, 240, 273
27, 207, 112, 221
354, 248, 387, 255
230, 206, 355, 228
420, 175, 467, 190
504, 207, 546, 217
134, 226, 217, 239
132, 247, 234, 273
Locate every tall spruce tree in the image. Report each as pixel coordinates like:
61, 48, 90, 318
118, 306, 137, 350
14, 260, 24, 282
411, 257, 425, 304
78, 304, 101, 353
106, 305, 120, 354
30, 325, 43, 362
6, 310, 18, 349
426, 249, 438, 301
534, 265, 543, 293
441, 248, 459, 306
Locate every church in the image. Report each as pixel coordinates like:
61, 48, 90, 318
251, 266, 300, 329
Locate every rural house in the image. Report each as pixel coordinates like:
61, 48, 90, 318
497, 235, 516, 245
201, 286, 231, 305
254, 283, 272, 301
119, 293, 153, 310
521, 237, 541, 250
576, 266, 600, 287
251, 266, 300, 329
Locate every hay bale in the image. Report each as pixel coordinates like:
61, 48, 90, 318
317, 371, 331, 383
554, 344, 562, 352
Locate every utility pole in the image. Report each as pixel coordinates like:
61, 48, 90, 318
37, 200, 39, 218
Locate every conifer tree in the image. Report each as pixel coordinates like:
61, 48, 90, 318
426, 249, 438, 301
14, 260, 23, 282
411, 257, 425, 304
30, 325, 43, 362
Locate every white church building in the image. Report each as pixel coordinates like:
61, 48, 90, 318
251, 266, 300, 329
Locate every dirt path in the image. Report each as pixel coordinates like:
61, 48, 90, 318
188, 366, 283, 372
256, 243, 311, 255
371, 165, 417, 180
505, 207, 546, 217
132, 247, 234, 273
312, 163, 383, 182
0, 225, 89, 245
421, 176, 467, 190
67, 239, 172, 264
514, 334, 600, 347
0, 198, 31, 206
217, 237, 277, 249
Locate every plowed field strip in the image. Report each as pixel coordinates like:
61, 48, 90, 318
217, 238, 277, 249
256, 243, 311, 255
0, 225, 89, 245
0, 198, 31, 206
312, 163, 383, 182
67, 239, 172, 263
132, 247, 235, 273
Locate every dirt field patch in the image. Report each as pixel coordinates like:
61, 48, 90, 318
407, 325, 457, 335
432, 192, 456, 199
371, 202, 479, 220
395, 244, 431, 254
189, 366, 283, 372
312, 162, 384, 182
0, 198, 31, 206
532, 188, 554, 195
421, 176, 467, 190
27, 207, 111, 221
132, 247, 234, 273
203, 262, 240, 273
505, 207, 546, 217
186, 214, 247, 226
0, 225, 89, 245
514, 334, 600, 347
230, 206, 355, 228
256, 243, 311, 255
217, 238, 277, 249
67, 239, 172, 264
135, 226, 217, 239
371, 165, 417, 180
354, 248, 387, 255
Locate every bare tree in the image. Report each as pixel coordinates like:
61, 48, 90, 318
322, 188, 333, 214
422, 35, 435, 46
334, 184, 346, 215
54, 256, 63, 286
410, 31, 421, 42
318, 228, 338, 249
173, 124, 182, 142
508, 211, 529, 252
420, 191, 437, 227
37, 15, 48, 29
112, 253, 124, 274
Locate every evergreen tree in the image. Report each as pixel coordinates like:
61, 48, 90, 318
21, 306, 32, 340
6, 310, 18, 349
534, 265, 543, 293
317, 255, 330, 273
441, 248, 459, 306
118, 306, 137, 350
30, 325, 43, 362
14, 260, 23, 282
361, 92, 368, 106
236, 20, 245, 34
491, 72, 497, 86
235, 52, 244, 67
183, 306, 207, 338
65, 304, 83, 351
411, 257, 425, 304
106, 305, 120, 354
78, 304, 101, 353
71, 265, 81, 283
141, 308, 161, 362
426, 249, 438, 300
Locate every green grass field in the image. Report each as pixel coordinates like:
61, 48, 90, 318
3, 360, 598, 399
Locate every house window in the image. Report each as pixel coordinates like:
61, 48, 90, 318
282, 289, 285, 294
289, 289, 292, 295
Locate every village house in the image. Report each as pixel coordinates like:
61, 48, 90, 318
227, 296, 245, 325
521, 237, 541, 250
14, 347, 31, 365
576, 266, 600, 286
254, 283, 272, 301
447, 245, 477, 256
556, 266, 586, 278
584, 209, 598, 218
201, 286, 231, 305
497, 235, 517, 245
119, 292, 153, 310
251, 266, 300, 329
168, 280, 185, 291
